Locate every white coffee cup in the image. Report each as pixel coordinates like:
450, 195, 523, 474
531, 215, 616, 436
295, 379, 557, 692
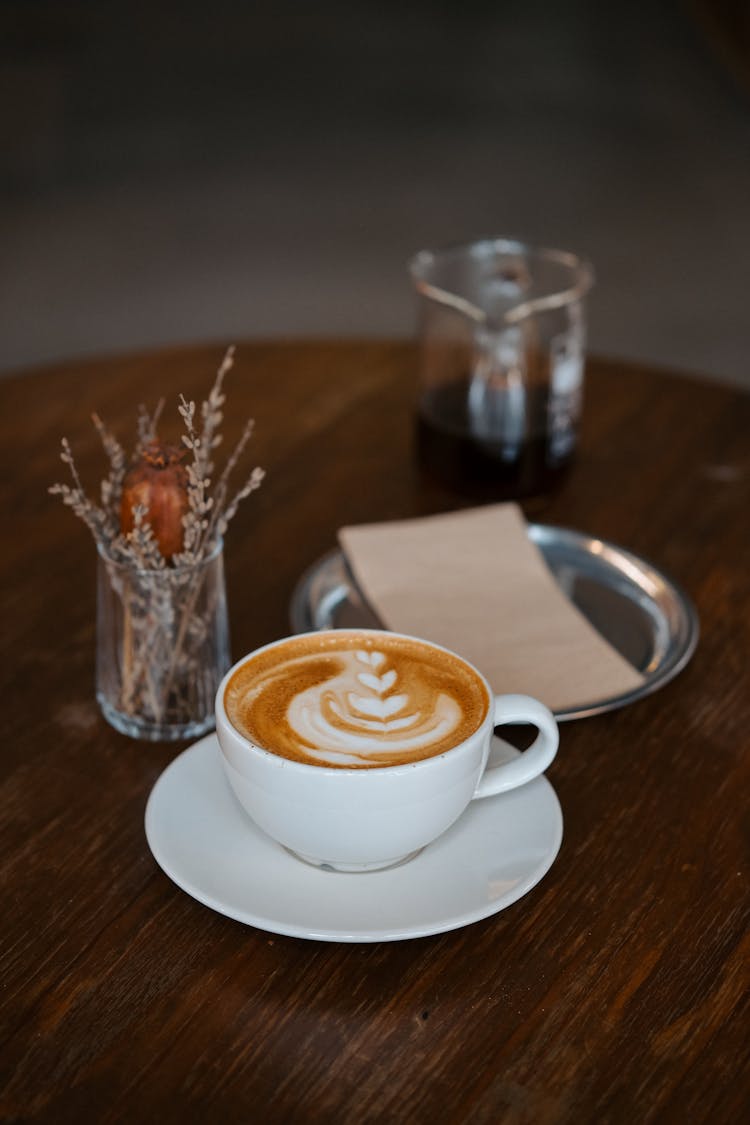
215, 629, 558, 872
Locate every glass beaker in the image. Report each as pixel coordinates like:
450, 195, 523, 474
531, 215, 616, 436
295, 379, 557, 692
409, 239, 594, 500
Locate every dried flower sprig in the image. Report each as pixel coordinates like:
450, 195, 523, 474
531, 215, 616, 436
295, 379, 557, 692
136, 398, 165, 454
50, 347, 264, 567
49, 438, 115, 546
124, 504, 166, 571
91, 412, 127, 519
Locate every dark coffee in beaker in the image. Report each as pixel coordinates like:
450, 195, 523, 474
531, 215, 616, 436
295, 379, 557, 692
417, 372, 579, 500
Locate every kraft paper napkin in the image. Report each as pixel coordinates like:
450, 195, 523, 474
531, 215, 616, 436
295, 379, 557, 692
338, 503, 644, 713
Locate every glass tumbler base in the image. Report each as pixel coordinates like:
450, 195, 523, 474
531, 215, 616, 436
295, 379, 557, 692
97, 693, 215, 743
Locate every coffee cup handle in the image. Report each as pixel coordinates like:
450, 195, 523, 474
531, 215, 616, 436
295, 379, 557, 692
473, 694, 559, 798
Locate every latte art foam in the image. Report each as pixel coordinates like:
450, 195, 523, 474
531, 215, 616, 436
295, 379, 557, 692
224, 632, 489, 767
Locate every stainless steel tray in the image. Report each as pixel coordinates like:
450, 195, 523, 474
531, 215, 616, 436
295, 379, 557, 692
289, 524, 699, 721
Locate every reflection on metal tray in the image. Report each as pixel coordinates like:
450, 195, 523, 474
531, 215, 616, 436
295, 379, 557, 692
289, 524, 699, 721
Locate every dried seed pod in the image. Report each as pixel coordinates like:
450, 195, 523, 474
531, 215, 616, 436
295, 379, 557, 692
120, 441, 188, 558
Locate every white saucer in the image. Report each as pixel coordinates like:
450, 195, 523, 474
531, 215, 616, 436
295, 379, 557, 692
145, 734, 563, 943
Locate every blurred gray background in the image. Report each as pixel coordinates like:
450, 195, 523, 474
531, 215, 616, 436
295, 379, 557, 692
1, 0, 748, 384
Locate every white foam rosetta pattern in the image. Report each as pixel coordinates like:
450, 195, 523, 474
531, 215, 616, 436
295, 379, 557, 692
287, 650, 462, 765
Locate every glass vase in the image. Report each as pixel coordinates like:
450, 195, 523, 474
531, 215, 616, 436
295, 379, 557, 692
96, 539, 230, 741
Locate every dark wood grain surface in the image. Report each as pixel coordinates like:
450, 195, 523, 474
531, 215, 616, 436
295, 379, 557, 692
1, 341, 748, 1123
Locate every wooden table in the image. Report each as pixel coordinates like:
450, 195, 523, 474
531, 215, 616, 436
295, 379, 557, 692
1, 342, 748, 1123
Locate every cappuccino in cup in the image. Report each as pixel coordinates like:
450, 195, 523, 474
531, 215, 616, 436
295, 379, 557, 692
216, 629, 558, 872
224, 631, 489, 768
